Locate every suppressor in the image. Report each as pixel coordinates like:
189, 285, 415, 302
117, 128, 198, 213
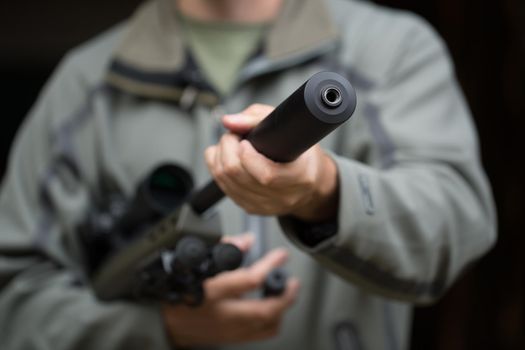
189, 71, 357, 215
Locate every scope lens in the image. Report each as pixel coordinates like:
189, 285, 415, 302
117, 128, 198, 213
321, 86, 342, 108
148, 165, 194, 212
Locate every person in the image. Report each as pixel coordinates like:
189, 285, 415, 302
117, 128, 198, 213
0, 0, 496, 349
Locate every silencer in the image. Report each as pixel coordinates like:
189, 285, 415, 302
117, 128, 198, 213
189, 71, 356, 214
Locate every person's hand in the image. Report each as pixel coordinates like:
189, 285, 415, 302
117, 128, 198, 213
205, 104, 339, 222
162, 233, 300, 347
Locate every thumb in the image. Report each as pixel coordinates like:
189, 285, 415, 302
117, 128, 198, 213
222, 104, 274, 134
221, 233, 255, 253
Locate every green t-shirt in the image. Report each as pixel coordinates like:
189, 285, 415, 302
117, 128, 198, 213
179, 14, 267, 96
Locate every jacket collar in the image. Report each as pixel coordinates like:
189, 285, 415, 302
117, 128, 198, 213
106, 0, 339, 106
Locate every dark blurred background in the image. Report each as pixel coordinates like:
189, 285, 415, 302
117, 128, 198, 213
0, 0, 523, 349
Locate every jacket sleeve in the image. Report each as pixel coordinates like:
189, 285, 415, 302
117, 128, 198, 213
0, 55, 172, 350
280, 17, 497, 304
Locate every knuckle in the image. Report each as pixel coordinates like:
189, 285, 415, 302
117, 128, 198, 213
303, 171, 317, 188
239, 149, 257, 170
258, 169, 275, 186
204, 147, 214, 163
234, 268, 258, 289
224, 162, 242, 177
215, 169, 227, 182
209, 164, 219, 178
245, 103, 263, 113
245, 206, 262, 215
283, 196, 299, 209
223, 133, 239, 143
262, 203, 277, 215
256, 308, 275, 324
234, 199, 255, 213
250, 202, 269, 215
245, 272, 263, 289
221, 133, 231, 142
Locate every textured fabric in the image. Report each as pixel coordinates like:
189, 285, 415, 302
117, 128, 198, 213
0, 0, 496, 349
179, 13, 266, 95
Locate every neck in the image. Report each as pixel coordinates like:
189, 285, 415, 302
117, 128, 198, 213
175, 0, 283, 23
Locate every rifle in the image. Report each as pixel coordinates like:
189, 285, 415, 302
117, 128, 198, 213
78, 71, 357, 305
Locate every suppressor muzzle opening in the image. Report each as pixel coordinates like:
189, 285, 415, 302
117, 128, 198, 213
321, 86, 342, 108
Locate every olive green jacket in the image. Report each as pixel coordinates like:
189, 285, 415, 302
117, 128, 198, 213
0, 0, 496, 349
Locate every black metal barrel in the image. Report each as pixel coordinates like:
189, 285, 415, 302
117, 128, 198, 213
189, 71, 357, 215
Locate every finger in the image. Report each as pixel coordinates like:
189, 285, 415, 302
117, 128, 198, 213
213, 134, 259, 197
212, 136, 277, 209
240, 140, 314, 189
239, 140, 280, 186
204, 145, 218, 177
214, 139, 224, 176
205, 248, 289, 300
237, 320, 282, 343
209, 279, 298, 342
222, 114, 261, 135
220, 278, 300, 326
218, 133, 257, 187
207, 306, 283, 345
206, 142, 237, 196
212, 174, 276, 216
212, 167, 269, 211
222, 104, 274, 134
221, 233, 255, 253
243, 103, 275, 119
